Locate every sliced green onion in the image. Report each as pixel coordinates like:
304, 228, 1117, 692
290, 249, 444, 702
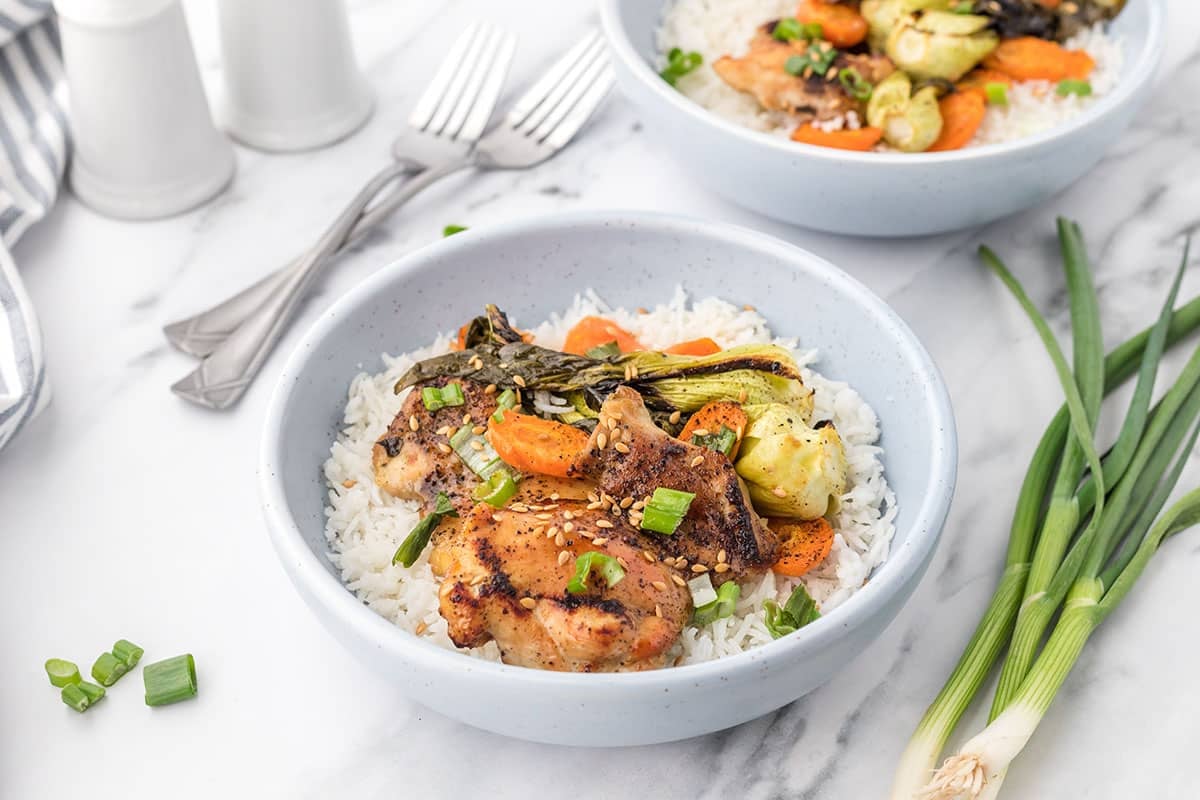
687, 573, 717, 607
691, 425, 737, 457
660, 48, 703, 87
61, 683, 92, 713
449, 424, 506, 479
838, 67, 874, 102
472, 470, 518, 508
772, 17, 803, 41
91, 652, 128, 687
585, 341, 621, 360
566, 552, 626, 594
1056, 79, 1092, 97
443, 224, 468, 237
984, 82, 1008, 105
422, 383, 465, 412
78, 681, 106, 704
45, 658, 80, 688
393, 492, 458, 567
784, 42, 838, 78
763, 583, 820, 638
143, 654, 198, 707
640, 487, 696, 535
491, 388, 518, 422
693, 580, 740, 626
801, 22, 823, 40
112, 640, 144, 669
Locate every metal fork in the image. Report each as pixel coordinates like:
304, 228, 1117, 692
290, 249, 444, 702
171, 31, 613, 410
162, 22, 518, 358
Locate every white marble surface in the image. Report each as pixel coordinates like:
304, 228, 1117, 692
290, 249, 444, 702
4, 1, 1200, 797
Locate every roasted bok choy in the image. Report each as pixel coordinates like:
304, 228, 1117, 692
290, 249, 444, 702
892, 221, 1200, 800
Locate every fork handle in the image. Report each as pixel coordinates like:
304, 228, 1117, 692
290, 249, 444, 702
171, 156, 474, 410
163, 157, 426, 358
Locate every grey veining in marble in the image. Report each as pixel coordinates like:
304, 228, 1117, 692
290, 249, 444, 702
2, 1, 1199, 798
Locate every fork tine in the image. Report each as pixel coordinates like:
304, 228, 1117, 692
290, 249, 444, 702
428, 24, 499, 135
408, 22, 482, 131
529, 48, 609, 142
505, 31, 603, 129
517, 35, 606, 136
444, 27, 514, 141
458, 31, 518, 143
544, 68, 614, 150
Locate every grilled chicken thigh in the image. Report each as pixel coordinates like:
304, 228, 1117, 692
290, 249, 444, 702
570, 387, 779, 579
373, 378, 497, 514
432, 497, 691, 672
713, 26, 893, 121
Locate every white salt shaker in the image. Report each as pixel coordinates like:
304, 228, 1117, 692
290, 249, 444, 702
54, 0, 235, 220
216, 0, 374, 152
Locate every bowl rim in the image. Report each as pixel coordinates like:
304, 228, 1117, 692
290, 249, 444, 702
259, 210, 957, 689
598, 0, 1165, 166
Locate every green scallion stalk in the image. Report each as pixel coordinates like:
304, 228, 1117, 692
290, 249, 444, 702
393, 492, 458, 567
472, 470, 518, 508
143, 654, 198, 707
772, 16, 803, 41
660, 48, 703, 87
45, 658, 80, 688
693, 580, 741, 626
61, 683, 92, 713
984, 82, 1008, 105
443, 225, 468, 237
1056, 79, 1092, 97
566, 552, 626, 594
91, 652, 128, 687
639, 487, 696, 535
112, 639, 144, 669
763, 582, 821, 638
491, 388, 518, 422
422, 383, 465, 412
449, 424, 507, 479
78, 681, 106, 704
691, 425, 737, 457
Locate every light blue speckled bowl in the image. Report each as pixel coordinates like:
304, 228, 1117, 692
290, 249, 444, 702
259, 212, 956, 745
600, 0, 1164, 236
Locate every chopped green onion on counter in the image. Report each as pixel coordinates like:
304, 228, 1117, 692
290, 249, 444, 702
90, 652, 128, 687
640, 487, 696, 535
143, 654, 198, 707
45, 658, 80, 688
112, 639, 144, 669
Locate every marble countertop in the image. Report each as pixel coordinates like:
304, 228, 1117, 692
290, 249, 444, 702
4, 1, 1200, 797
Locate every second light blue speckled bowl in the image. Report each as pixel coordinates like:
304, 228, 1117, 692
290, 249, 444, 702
259, 212, 957, 745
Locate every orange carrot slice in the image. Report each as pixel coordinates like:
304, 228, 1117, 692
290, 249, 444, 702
562, 316, 644, 356
791, 124, 883, 151
796, 0, 869, 48
487, 410, 590, 478
664, 337, 722, 356
983, 37, 1095, 82
769, 517, 835, 577
927, 90, 987, 152
678, 401, 749, 459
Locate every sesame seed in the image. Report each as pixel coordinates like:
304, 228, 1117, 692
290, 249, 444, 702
409, 415, 420, 432
536, 513, 554, 520
629, 364, 639, 379
617, 556, 630, 569
610, 411, 623, 421
772, 486, 788, 498
632, 500, 646, 511
738, 389, 748, 403
512, 375, 527, 388
510, 503, 529, 513
714, 563, 731, 573
555, 532, 566, 547
691, 564, 709, 573
637, 307, 649, 314
532, 525, 546, 537
717, 549, 727, 563
547, 526, 559, 538
550, 493, 560, 500
690, 455, 705, 468
663, 556, 676, 567
606, 417, 618, 431
587, 492, 600, 503
558, 550, 572, 566
492, 513, 504, 522
597, 432, 608, 450
499, 362, 509, 369
563, 510, 575, 520
342, 479, 357, 489
620, 497, 634, 509
655, 604, 663, 618
436, 443, 452, 454
484, 383, 497, 395
470, 440, 485, 451
592, 537, 609, 546
671, 575, 687, 587
614, 442, 631, 454
470, 574, 487, 586
676, 558, 689, 569
436, 425, 452, 436
472, 425, 486, 435
642, 550, 656, 563
692, 428, 710, 437
652, 580, 668, 592
519, 597, 537, 610
563, 522, 575, 533
595, 519, 614, 529
609, 428, 621, 443
462, 413, 472, 424
669, 410, 682, 425
415, 621, 428, 635
586, 501, 603, 511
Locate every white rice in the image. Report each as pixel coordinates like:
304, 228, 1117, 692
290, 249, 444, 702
322, 290, 896, 666
657, 0, 1124, 150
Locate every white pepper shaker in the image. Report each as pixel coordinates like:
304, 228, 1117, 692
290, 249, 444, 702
216, 0, 374, 152
54, 0, 235, 220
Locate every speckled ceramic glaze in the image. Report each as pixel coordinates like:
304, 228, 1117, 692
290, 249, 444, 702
259, 212, 957, 745
600, 0, 1164, 237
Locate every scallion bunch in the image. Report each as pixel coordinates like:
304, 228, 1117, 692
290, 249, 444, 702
892, 220, 1200, 799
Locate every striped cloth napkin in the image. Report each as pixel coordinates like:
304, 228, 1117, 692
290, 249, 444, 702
0, 1, 66, 452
